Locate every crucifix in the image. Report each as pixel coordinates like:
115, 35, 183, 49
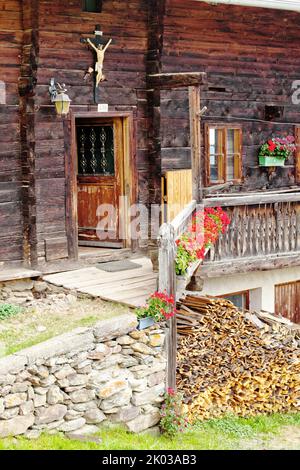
81, 25, 112, 102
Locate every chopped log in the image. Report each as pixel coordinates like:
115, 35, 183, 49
176, 295, 300, 422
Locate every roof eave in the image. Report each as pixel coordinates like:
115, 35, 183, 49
200, 0, 300, 13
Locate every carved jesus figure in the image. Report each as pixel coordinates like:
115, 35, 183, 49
87, 38, 112, 87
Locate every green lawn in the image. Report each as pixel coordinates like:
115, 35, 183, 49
1, 414, 300, 450
0, 298, 129, 357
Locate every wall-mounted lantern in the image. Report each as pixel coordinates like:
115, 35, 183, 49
49, 79, 72, 116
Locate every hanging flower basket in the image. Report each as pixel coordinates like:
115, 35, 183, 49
258, 136, 296, 167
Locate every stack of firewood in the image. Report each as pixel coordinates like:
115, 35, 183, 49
176, 295, 300, 422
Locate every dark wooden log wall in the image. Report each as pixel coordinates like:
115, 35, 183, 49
147, 0, 166, 240
26, 0, 149, 263
2, 0, 300, 266
161, 0, 300, 191
0, 0, 23, 265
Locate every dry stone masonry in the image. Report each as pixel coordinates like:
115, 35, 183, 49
0, 278, 77, 308
0, 314, 167, 438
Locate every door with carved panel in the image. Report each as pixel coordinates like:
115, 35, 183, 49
76, 117, 124, 247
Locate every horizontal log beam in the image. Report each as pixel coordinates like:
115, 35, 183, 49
148, 72, 206, 90
204, 191, 300, 207
195, 253, 300, 278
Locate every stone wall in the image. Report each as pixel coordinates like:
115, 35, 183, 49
0, 314, 167, 439
0, 278, 76, 307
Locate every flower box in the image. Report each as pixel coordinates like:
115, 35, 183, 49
136, 291, 176, 326
137, 317, 155, 330
259, 156, 286, 167
258, 136, 296, 167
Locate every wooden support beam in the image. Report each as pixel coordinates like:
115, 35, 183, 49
19, 0, 40, 268
158, 223, 177, 390
64, 116, 78, 260
204, 191, 300, 207
148, 72, 206, 90
196, 253, 300, 278
146, 1, 166, 237
189, 85, 202, 202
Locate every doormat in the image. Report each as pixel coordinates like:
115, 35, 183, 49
96, 260, 142, 272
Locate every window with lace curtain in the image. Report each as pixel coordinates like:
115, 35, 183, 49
205, 124, 242, 185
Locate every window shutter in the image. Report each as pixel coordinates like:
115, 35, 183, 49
234, 128, 242, 180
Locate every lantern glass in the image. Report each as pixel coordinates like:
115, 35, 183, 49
54, 93, 71, 116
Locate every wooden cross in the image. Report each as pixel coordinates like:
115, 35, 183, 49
81, 25, 112, 103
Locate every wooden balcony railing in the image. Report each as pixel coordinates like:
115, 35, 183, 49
204, 192, 300, 263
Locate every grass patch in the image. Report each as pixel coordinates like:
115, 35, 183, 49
194, 413, 300, 440
0, 298, 130, 357
0, 304, 23, 320
1, 414, 300, 450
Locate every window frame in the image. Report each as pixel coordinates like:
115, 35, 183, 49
82, 0, 103, 13
218, 290, 250, 311
205, 123, 243, 186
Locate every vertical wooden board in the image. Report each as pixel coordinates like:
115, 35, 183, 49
165, 169, 192, 221
275, 280, 300, 324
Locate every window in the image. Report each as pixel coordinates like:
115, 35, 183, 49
220, 291, 249, 311
76, 123, 115, 176
82, 0, 102, 12
206, 125, 242, 185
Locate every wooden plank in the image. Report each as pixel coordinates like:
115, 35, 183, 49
45, 237, 68, 262
77, 272, 157, 291
149, 72, 206, 89
84, 278, 157, 296
204, 192, 300, 207
0, 268, 41, 282
199, 252, 300, 278
275, 280, 300, 324
43, 267, 98, 285
165, 169, 193, 221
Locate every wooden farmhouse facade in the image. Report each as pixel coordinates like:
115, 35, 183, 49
1, 0, 300, 320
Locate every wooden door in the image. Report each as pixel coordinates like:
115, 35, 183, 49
275, 281, 300, 324
76, 118, 124, 247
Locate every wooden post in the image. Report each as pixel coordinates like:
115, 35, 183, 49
19, 0, 40, 268
64, 116, 78, 260
189, 85, 202, 202
158, 223, 177, 390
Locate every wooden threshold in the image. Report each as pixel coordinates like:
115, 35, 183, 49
0, 268, 41, 283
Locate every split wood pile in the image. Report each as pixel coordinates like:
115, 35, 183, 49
177, 295, 300, 422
